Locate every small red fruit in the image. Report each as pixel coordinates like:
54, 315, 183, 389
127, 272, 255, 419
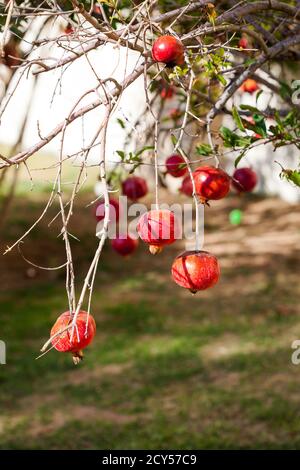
232, 167, 257, 193
137, 209, 177, 254
193, 166, 230, 202
152, 35, 184, 67
111, 234, 138, 256
51, 311, 96, 364
238, 37, 248, 49
95, 198, 120, 222
240, 79, 259, 94
171, 250, 220, 294
64, 23, 74, 35
122, 176, 148, 201
165, 154, 187, 178
180, 174, 193, 197
161, 84, 174, 99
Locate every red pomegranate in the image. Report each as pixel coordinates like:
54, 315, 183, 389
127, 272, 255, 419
95, 198, 120, 222
193, 166, 230, 202
51, 310, 96, 364
232, 167, 257, 193
137, 209, 177, 254
152, 35, 184, 67
122, 176, 148, 201
240, 79, 259, 94
180, 174, 193, 197
171, 250, 220, 294
238, 37, 248, 49
165, 154, 187, 178
161, 84, 174, 99
111, 234, 138, 256
64, 23, 74, 35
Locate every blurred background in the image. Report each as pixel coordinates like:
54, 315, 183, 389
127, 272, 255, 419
0, 17, 300, 451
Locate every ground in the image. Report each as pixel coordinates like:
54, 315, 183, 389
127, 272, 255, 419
0, 178, 300, 449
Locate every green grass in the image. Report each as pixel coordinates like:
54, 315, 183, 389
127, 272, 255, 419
0, 191, 300, 449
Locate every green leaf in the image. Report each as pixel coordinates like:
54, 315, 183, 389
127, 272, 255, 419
135, 146, 154, 158
196, 143, 213, 156
117, 118, 125, 129
216, 74, 227, 86
256, 89, 263, 104
232, 106, 245, 132
116, 150, 125, 160
240, 104, 260, 113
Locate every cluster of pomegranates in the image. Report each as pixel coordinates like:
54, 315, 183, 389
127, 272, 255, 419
50, 34, 259, 363
164, 154, 257, 198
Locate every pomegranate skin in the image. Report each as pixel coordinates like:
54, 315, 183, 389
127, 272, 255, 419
180, 174, 193, 197
193, 166, 230, 201
95, 198, 120, 222
232, 167, 257, 193
171, 250, 220, 293
51, 311, 96, 362
137, 209, 177, 253
240, 79, 259, 94
166, 154, 187, 178
152, 35, 184, 66
122, 176, 148, 201
111, 234, 138, 256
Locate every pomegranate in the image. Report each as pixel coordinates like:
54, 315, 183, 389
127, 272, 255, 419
193, 166, 230, 202
122, 176, 148, 201
165, 154, 187, 178
232, 167, 257, 193
161, 84, 174, 100
64, 23, 74, 35
152, 35, 184, 67
111, 234, 138, 256
238, 37, 248, 49
95, 198, 120, 222
180, 174, 193, 197
51, 310, 96, 364
137, 209, 177, 254
240, 79, 259, 94
171, 250, 220, 294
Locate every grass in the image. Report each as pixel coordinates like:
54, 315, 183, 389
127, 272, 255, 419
0, 187, 300, 449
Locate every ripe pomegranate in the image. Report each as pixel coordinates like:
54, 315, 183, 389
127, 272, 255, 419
240, 79, 259, 94
152, 35, 184, 67
122, 176, 148, 201
171, 250, 220, 294
95, 198, 120, 222
137, 209, 177, 254
111, 234, 138, 256
51, 311, 96, 364
193, 166, 230, 202
165, 154, 187, 178
232, 167, 257, 193
180, 174, 193, 197
161, 84, 174, 99
238, 37, 248, 49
